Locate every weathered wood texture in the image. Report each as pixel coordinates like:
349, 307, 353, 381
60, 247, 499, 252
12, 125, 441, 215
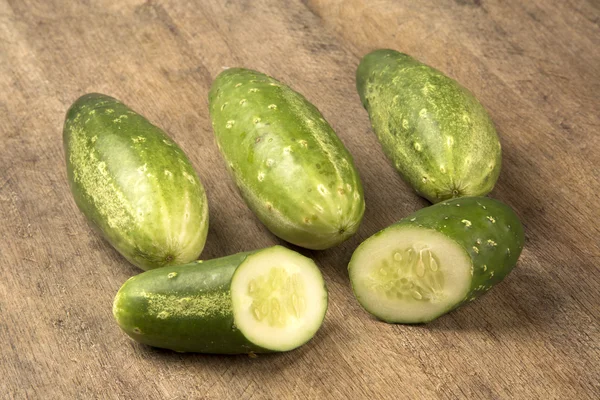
1, 0, 598, 398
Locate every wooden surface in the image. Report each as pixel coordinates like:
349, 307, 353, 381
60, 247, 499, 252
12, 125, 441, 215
1, 0, 599, 398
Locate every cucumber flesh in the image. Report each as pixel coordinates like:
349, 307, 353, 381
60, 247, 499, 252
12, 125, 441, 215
349, 226, 472, 323
231, 246, 328, 351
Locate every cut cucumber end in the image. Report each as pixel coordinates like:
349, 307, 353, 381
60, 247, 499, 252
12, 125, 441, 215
231, 246, 328, 351
349, 226, 472, 323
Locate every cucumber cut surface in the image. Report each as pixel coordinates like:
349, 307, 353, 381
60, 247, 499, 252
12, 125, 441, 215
231, 246, 328, 352
349, 227, 472, 323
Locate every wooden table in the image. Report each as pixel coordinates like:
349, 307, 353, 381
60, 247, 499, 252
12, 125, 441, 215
1, 1, 598, 398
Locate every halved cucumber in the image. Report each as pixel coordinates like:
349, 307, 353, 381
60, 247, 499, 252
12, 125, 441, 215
113, 246, 328, 353
349, 197, 524, 323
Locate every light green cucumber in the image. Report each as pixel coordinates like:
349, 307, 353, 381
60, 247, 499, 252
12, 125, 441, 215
349, 197, 524, 323
208, 68, 364, 250
64, 93, 208, 270
113, 245, 328, 354
357, 49, 501, 203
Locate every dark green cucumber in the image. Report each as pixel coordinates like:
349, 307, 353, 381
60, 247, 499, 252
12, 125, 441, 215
64, 93, 208, 270
208, 68, 364, 250
357, 49, 501, 203
113, 246, 328, 353
349, 197, 524, 323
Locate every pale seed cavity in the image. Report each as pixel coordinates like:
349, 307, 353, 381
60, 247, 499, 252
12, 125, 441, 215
462, 219, 472, 227
369, 246, 445, 302
268, 104, 277, 110
248, 267, 306, 327
167, 272, 178, 279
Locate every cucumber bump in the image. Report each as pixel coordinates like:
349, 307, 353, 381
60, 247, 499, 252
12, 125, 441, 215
113, 246, 328, 353
349, 197, 524, 323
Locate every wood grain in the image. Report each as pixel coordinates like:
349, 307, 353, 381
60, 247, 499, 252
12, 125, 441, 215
1, 0, 598, 398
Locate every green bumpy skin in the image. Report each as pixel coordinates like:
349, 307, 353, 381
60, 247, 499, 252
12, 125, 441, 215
113, 252, 263, 354
209, 68, 364, 250
64, 93, 209, 270
351, 197, 524, 322
357, 49, 502, 203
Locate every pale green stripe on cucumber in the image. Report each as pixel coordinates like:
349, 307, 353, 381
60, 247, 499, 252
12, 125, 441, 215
113, 246, 328, 353
349, 197, 524, 323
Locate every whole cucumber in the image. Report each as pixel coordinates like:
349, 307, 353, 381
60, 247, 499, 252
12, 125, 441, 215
209, 69, 364, 250
349, 197, 524, 323
64, 93, 209, 270
357, 49, 501, 203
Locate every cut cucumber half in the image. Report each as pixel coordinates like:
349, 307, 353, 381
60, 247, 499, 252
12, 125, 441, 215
349, 226, 472, 323
231, 246, 328, 352
349, 197, 524, 323
113, 245, 328, 354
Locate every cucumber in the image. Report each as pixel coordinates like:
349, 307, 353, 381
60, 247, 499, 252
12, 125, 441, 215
208, 68, 364, 250
113, 245, 328, 353
63, 93, 209, 270
356, 49, 501, 203
348, 197, 524, 323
